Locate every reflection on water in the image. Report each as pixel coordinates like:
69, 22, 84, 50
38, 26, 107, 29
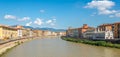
1, 38, 120, 57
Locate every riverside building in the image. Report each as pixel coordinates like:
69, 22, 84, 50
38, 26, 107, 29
66, 24, 94, 38
83, 29, 114, 40
0, 24, 18, 40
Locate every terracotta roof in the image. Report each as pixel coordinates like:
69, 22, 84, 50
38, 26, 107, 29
0, 25, 17, 30
98, 24, 113, 27
114, 22, 120, 24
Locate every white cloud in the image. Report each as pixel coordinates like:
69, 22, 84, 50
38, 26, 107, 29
115, 13, 120, 17
85, 0, 115, 9
99, 10, 117, 15
85, 0, 116, 15
46, 20, 52, 24
4, 15, 16, 19
34, 18, 43, 25
26, 22, 32, 26
40, 10, 45, 13
18, 17, 30, 21
46, 19, 56, 26
85, 0, 120, 18
4, 15, 31, 21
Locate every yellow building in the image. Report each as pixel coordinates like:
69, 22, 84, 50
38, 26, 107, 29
33, 30, 43, 37
0, 25, 17, 40
16, 25, 33, 37
42, 30, 52, 36
57, 32, 66, 36
22, 28, 31, 37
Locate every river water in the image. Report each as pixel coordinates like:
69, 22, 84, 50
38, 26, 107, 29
1, 37, 120, 57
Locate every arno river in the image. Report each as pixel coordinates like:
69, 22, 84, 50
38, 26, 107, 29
1, 37, 120, 57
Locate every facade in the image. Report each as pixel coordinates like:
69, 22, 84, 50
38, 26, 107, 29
16, 25, 33, 37
78, 24, 95, 38
66, 27, 73, 37
0, 24, 64, 40
60, 32, 66, 36
17, 25, 23, 37
18, 29, 22, 37
51, 32, 57, 36
71, 28, 79, 37
97, 24, 113, 31
66, 24, 95, 38
66, 22, 120, 39
22, 28, 30, 37
66, 28, 79, 37
42, 30, 52, 36
33, 30, 43, 37
0, 25, 18, 40
97, 22, 120, 38
57, 32, 66, 36
105, 30, 114, 39
83, 24, 114, 39
113, 22, 120, 38
83, 29, 114, 40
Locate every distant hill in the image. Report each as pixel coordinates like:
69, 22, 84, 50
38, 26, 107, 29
25, 26, 66, 32
22, 26, 34, 29
34, 27, 66, 32
11, 25, 66, 32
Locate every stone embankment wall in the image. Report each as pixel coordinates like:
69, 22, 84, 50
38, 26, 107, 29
0, 38, 33, 56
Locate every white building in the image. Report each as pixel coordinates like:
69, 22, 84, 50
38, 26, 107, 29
105, 30, 114, 39
29, 30, 33, 37
83, 29, 114, 40
17, 26, 33, 38
18, 29, 22, 37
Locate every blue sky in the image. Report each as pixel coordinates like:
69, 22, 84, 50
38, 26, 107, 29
0, 0, 120, 29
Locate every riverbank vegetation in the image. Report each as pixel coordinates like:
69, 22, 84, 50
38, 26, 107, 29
61, 37, 120, 49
